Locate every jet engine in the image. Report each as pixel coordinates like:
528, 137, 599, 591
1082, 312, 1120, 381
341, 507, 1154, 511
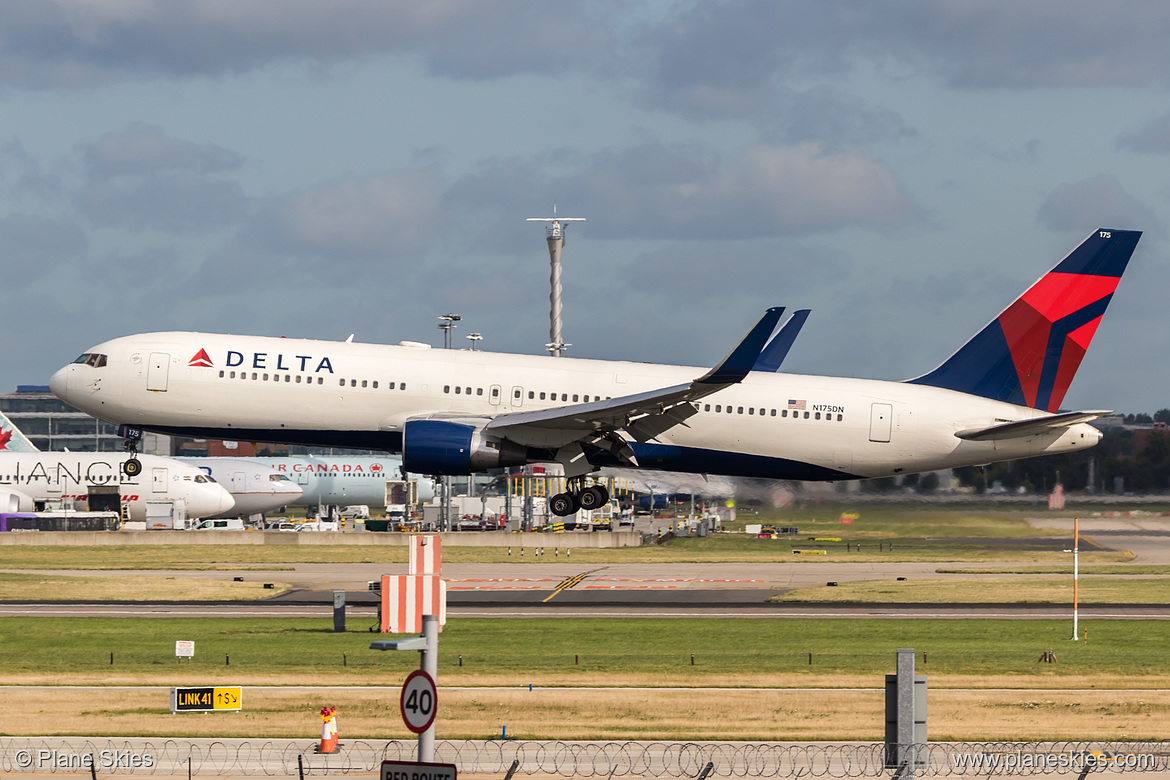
0, 488, 34, 514
402, 419, 528, 475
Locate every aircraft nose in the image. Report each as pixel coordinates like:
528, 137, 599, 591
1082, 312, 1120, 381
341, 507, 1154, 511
193, 485, 236, 518
49, 365, 70, 399
215, 486, 236, 516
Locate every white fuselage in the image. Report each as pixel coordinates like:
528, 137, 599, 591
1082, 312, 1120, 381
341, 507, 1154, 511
0, 452, 235, 521
176, 457, 304, 517
50, 332, 1102, 481
243, 457, 434, 508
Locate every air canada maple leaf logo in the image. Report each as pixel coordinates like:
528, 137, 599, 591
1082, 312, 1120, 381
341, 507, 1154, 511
370, 464, 383, 473
0, 429, 11, 451
188, 348, 214, 368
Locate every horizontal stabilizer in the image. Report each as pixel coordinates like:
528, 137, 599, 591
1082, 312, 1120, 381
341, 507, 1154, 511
955, 410, 1111, 441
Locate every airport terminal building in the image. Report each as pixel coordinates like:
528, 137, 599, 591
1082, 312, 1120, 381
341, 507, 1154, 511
0, 385, 170, 454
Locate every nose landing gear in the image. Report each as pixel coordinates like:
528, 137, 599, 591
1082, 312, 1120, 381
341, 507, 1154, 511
119, 425, 143, 477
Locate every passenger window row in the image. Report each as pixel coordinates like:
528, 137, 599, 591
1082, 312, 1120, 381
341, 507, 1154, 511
216, 371, 409, 391
220, 370, 323, 384
702, 403, 844, 422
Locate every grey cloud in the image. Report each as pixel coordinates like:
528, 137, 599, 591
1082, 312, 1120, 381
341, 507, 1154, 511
0, 139, 65, 202
636, 0, 1170, 118
450, 141, 919, 246
564, 141, 918, 239
0, 1, 615, 88
623, 241, 849, 302
1117, 112, 1170, 154
79, 123, 243, 178
0, 213, 86, 285
76, 174, 249, 234
246, 168, 444, 262
1037, 175, 1160, 234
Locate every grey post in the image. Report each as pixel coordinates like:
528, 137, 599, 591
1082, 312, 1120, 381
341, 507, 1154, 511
897, 648, 916, 779
418, 614, 439, 762
332, 590, 345, 633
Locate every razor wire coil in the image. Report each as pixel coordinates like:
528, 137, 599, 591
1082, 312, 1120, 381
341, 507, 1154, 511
2, 738, 1168, 776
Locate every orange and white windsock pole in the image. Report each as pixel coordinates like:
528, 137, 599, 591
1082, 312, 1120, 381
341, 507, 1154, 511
1071, 516, 1080, 641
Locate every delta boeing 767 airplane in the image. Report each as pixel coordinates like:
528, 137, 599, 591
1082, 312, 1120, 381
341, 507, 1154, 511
51, 229, 1140, 516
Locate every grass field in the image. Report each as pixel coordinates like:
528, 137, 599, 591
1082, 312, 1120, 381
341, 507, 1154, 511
0, 507, 1144, 567
2, 616, 1166, 686
0, 573, 290, 601
3, 616, 1169, 740
13, 686, 1170, 741
774, 577, 1170, 603
937, 565, 1170, 574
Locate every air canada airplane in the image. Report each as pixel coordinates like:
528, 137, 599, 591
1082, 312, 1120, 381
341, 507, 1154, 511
51, 229, 1140, 516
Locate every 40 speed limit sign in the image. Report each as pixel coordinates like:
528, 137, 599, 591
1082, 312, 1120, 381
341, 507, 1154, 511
400, 670, 437, 733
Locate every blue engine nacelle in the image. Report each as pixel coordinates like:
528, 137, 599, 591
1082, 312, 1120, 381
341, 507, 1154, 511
402, 419, 529, 475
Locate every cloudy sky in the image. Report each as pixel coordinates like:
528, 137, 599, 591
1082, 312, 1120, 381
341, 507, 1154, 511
2, 0, 1169, 414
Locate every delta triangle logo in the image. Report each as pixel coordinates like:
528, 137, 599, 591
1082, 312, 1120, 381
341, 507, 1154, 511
188, 348, 214, 368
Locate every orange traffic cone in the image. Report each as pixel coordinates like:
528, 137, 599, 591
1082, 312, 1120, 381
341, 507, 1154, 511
317, 707, 337, 753
329, 706, 341, 748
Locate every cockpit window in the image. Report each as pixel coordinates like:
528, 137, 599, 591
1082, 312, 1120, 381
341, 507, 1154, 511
269, 474, 291, 482
72, 353, 107, 368
194, 474, 216, 483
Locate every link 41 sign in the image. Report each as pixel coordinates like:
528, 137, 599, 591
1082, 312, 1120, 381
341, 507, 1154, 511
170, 686, 242, 712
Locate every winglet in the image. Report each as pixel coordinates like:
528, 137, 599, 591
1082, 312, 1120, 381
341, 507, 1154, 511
696, 307, 785, 385
753, 309, 810, 372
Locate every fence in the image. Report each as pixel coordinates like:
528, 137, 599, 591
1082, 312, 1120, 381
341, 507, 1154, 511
2, 738, 1168, 776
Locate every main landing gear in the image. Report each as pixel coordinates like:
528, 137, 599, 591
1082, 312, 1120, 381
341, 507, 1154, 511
120, 426, 143, 477
549, 477, 610, 517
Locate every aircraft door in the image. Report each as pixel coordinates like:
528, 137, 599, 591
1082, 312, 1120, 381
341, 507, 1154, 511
147, 353, 170, 391
511, 386, 525, 407
489, 384, 502, 407
234, 471, 246, 491
152, 467, 168, 493
869, 403, 892, 443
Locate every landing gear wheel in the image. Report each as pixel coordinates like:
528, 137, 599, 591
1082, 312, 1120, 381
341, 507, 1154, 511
123, 458, 143, 477
578, 485, 608, 511
550, 492, 580, 517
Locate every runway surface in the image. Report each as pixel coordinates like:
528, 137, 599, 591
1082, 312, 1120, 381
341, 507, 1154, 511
1, 598, 1166, 619
2, 514, 1166, 619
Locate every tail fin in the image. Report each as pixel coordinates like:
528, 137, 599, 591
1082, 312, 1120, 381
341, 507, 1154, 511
0, 410, 40, 452
909, 228, 1141, 411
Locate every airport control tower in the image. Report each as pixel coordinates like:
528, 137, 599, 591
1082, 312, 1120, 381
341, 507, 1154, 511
527, 206, 585, 357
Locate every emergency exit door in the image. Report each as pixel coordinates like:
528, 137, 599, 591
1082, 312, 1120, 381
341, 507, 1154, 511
869, 403, 893, 443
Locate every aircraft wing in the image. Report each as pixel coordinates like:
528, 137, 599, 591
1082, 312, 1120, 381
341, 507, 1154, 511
955, 410, 1112, 441
479, 307, 785, 455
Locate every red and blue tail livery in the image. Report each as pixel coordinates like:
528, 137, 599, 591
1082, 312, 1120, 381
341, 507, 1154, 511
910, 229, 1141, 412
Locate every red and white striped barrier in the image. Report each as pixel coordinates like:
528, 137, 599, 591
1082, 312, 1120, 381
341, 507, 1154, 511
409, 535, 442, 576
380, 574, 447, 633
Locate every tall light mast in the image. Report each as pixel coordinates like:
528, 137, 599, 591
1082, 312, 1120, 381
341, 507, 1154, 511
527, 206, 585, 357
